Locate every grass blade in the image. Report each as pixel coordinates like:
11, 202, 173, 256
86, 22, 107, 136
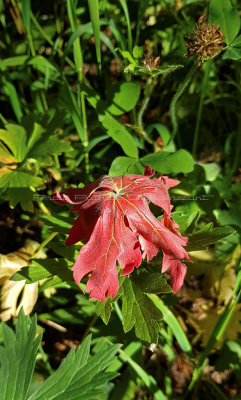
88, 0, 101, 71
119, 0, 133, 53
149, 294, 193, 358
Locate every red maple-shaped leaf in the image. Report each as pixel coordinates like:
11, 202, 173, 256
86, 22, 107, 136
52, 167, 190, 301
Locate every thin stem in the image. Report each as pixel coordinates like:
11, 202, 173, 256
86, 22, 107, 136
30, 12, 76, 71
27, 27, 36, 56
192, 61, 211, 156
137, 77, 155, 145
0, 113, 7, 125
168, 63, 197, 146
31, 232, 58, 259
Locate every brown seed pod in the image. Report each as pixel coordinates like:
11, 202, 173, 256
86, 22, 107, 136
184, 15, 225, 66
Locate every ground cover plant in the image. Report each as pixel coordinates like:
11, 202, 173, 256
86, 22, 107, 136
0, 0, 241, 398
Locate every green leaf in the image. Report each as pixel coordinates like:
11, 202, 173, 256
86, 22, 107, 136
0, 170, 42, 189
27, 136, 72, 161
223, 43, 241, 60
96, 298, 113, 325
10, 258, 74, 284
39, 214, 74, 233
0, 311, 42, 400
88, 0, 101, 68
132, 271, 172, 294
29, 335, 120, 400
5, 187, 35, 212
146, 123, 176, 152
141, 149, 194, 174
186, 224, 235, 251
172, 210, 201, 234
119, 50, 136, 64
21, 0, 31, 29
132, 45, 143, 58
47, 241, 79, 259
201, 163, 220, 181
0, 124, 28, 162
209, 0, 240, 44
109, 156, 144, 176
99, 112, 138, 158
121, 277, 163, 344
100, 82, 141, 116
1, 78, 23, 123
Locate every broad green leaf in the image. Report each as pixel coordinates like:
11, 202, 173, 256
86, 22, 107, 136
185, 224, 235, 251
47, 241, 79, 259
172, 210, 201, 234
141, 149, 194, 174
132, 271, 172, 294
5, 187, 36, 212
96, 298, 113, 325
27, 136, 72, 161
29, 335, 120, 400
99, 112, 138, 158
0, 144, 18, 164
223, 44, 241, 60
201, 163, 220, 181
10, 258, 74, 284
0, 124, 27, 162
209, 0, 240, 44
39, 215, 74, 234
101, 82, 140, 116
0, 170, 42, 189
0, 311, 42, 400
109, 156, 144, 176
121, 277, 163, 344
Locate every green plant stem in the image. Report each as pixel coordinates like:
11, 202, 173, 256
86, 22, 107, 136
137, 77, 155, 145
67, 0, 89, 174
27, 27, 36, 56
30, 12, 76, 70
31, 232, 58, 259
119, 0, 133, 53
192, 61, 211, 156
0, 113, 7, 125
168, 63, 197, 146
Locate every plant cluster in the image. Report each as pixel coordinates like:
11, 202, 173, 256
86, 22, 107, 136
0, 0, 241, 399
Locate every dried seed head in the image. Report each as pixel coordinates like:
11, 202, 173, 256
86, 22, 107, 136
142, 39, 160, 70
184, 15, 225, 66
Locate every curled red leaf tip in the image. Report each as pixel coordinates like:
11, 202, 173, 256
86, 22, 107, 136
52, 168, 190, 301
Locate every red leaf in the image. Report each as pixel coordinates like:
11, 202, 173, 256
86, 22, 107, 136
52, 169, 190, 300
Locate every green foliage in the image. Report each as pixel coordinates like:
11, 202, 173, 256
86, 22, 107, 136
97, 272, 171, 345
1, 0, 241, 397
99, 112, 138, 158
0, 312, 120, 400
141, 149, 195, 174
209, 0, 240, 45
0, 121, 72, 210
0, 311, 42, 400
186, 224, 235, 251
